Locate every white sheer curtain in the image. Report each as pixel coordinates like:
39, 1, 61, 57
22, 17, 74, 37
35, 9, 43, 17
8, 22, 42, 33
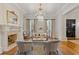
30, 19, 35, 37
47, 19, 52, 38
30, 20, 32, 37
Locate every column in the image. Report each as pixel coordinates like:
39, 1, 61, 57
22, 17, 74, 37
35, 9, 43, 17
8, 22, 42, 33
55, 14, 64, 40
1, 26, 8, 51
0, 27, 2, 53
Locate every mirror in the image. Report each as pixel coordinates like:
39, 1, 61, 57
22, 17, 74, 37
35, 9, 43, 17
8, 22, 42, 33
7, 10, 18, 24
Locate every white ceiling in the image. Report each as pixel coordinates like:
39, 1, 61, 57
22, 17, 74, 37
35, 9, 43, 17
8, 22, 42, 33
16, 3, 66, 19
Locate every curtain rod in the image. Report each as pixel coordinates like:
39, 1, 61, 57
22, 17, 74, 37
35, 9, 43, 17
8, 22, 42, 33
26, 19, 56, 20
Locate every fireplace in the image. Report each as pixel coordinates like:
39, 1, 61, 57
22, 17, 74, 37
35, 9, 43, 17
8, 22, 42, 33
8, 34, 17, 46
32, 33, 48, 41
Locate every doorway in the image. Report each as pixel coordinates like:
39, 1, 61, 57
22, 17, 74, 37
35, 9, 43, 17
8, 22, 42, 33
66, 19, 76, 40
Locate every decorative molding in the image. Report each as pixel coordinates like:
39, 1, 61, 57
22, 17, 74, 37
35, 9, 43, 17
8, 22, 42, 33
7, 10, 18, 24
62, 4, 79, 15
10, 4, 25, 14
56, 4, 79, 16
26, 19, 56, 20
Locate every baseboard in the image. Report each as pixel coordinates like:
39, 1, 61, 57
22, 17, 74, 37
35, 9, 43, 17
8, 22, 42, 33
66, 37, 79, 40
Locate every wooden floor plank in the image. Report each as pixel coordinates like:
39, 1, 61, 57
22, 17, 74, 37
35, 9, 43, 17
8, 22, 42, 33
59, 41, 79, 55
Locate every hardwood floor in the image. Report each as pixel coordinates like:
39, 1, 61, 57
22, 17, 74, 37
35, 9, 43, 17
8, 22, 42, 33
2, 47, 17, 55
59, 41, 79, 55
1, 40, 79, 55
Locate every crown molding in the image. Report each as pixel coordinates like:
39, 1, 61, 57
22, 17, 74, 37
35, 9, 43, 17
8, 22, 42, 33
56, 4, 79, 16
4, 4, 25, 15
62, 4, 79, 15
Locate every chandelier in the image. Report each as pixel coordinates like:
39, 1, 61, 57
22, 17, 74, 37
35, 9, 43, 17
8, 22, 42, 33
35, 3, 44, 21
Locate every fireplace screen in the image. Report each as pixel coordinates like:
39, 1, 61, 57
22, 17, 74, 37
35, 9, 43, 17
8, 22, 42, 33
8, 34, 17, 45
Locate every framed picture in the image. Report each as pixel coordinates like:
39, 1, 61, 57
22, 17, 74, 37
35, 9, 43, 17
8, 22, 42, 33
7, 10, 18, 24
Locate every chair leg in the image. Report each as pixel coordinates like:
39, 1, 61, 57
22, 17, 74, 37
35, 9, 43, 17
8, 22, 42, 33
48, 50, 58, 55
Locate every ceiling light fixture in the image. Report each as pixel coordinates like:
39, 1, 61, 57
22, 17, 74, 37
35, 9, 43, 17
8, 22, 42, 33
35, 3, 44, 21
